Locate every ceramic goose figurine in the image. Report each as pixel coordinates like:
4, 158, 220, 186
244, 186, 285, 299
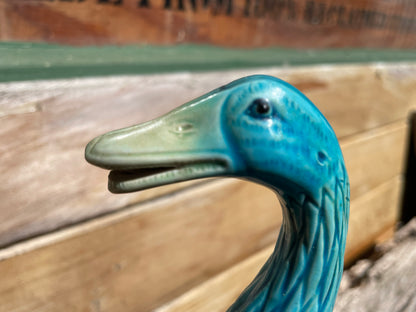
85, 75, 349, 312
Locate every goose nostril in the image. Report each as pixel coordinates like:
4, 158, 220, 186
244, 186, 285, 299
173, 123, 195, 134
317, 151, 328, 165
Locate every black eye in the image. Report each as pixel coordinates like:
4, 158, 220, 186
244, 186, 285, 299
254, 98, 270, 114
248, 98, 272, 118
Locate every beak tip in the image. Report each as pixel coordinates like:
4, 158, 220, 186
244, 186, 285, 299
85, 136, 102, 165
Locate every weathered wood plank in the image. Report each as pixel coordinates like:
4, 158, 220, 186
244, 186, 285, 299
0, 179, 281, 312
151, 178, 404, 312
289, 65, 416, 139
155, 247, 275, 312
0, 176, 402, 312
344, 121, 407, 200
0, 115, 407, 253
1, 64, 415, 247
1, 0, 415, 48
335, 218, 416, 312
345, 178, 403, 263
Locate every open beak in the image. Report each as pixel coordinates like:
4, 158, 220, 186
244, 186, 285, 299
85, 91, 233, 193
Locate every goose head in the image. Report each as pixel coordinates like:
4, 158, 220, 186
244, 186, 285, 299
85, 75, 341, 199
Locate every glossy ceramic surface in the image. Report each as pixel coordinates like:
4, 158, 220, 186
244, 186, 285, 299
86, 75, 350, 312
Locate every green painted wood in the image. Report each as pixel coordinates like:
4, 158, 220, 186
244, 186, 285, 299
1, 42, 415, 82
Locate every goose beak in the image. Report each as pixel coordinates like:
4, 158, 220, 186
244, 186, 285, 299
85, 92, 232, 193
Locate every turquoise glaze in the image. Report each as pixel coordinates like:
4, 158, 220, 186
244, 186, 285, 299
85, 75, 350, 312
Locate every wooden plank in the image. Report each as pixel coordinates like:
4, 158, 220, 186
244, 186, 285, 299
155, 246, 275, 312
3, 118, 405, 308
157, 218, 416, 312
335, 219, 416, 312
344, 121, 407, 200
1, 64, 414, 247
0, 176, 402, 312
345, 177, 403, 264
0, 179, 281, 312
1, 0, 415, 48
151, 178, 404, 312
287, 66, 416, 139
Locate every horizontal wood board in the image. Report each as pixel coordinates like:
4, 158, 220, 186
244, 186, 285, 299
0, 179, 281, 312
0, 120, 407, 259
1, 63, 415, 247
1, 0, 415, 48
155, 177, 404, 312
0, 177, 402, 312
346, 178, 403, 263
155, 246, 276, 312
343, 122, 407, 200
2, 43, 416, 83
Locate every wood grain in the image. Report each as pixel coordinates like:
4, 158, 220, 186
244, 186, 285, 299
155, 246, 276, 312
0, 120, 407, 260
121, 179, 405, 312
335, 218, 416, 312
344, 121, 407, 200
156, 184, 408, 312
0, 119, 408, 311
1, 0, 415, 48
0, 179, 281, 312
1, 64, 415, 247
0, 177, 402, 312
345, 177, 403, 263
287, 65, 416, 139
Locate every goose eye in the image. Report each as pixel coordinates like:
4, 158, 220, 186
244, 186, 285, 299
248, 98, 272, 118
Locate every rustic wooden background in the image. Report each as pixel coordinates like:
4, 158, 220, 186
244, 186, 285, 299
1, 63, 415, 311
335, 218, 416, 312
2, 0, 415, 308
1, 0, 416, 48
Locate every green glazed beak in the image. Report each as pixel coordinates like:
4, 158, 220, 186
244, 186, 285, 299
85, 91, 233, 193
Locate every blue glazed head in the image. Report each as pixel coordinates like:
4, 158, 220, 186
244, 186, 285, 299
86, 75, 343, 201
86, 75, 349, 312
218, 76, 342, 199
